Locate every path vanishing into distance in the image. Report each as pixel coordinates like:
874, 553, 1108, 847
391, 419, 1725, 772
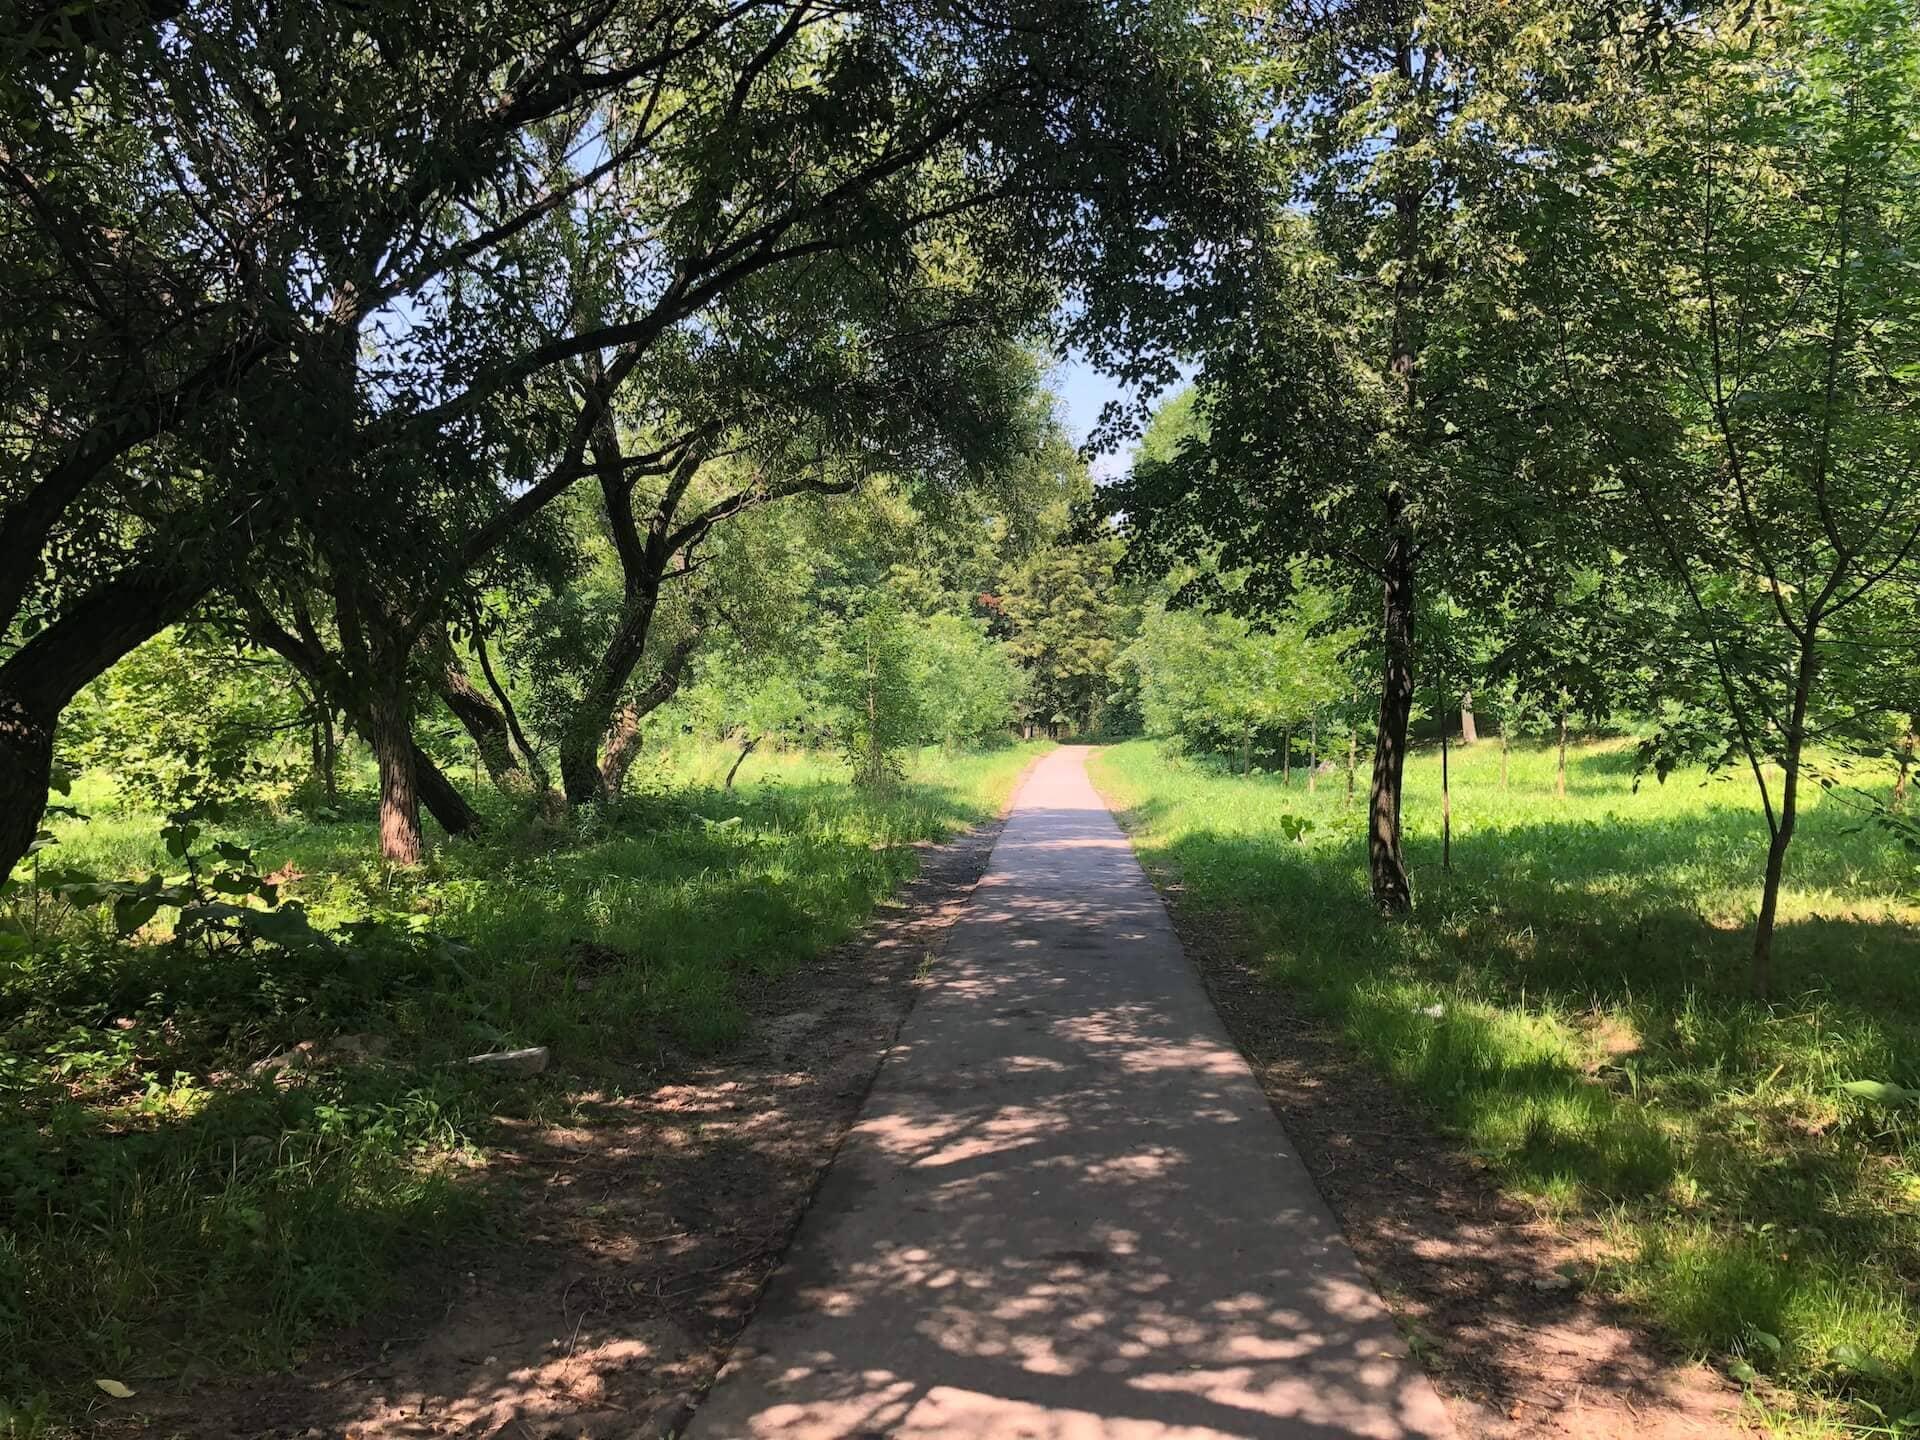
687, 747, 1454, 1440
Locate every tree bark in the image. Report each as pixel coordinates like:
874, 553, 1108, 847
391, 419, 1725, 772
321, 709, 340, 804
1894, 713, 1917, 813
1556, 712, 1568, 798
1240, 727, 1253, 776
1282, 727, 1292, 787
1751, 638, 1820, 997
1347, 729, 1357, 810
413, 739, 483, 839
1460, 693, 1478, 745
440, 657, 529, 791
0, 574, 204, 878
598, 704, 644, 802
367, 686, 423, 865
725, 734, 761, 790
1500, 731, 1509, 793
1308, 713, 1319, 794
1368, 525, 1416, 913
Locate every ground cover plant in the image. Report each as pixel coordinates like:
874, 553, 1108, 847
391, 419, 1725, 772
1092, 737, 1920, 1435
0, 742, 1042, 1429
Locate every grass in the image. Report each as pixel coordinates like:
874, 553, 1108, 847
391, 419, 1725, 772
1090, 736, 1920, 1436
0, 740, 1043, 1432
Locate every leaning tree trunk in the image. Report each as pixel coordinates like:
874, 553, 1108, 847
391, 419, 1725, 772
725, 734, 761, 790
1368, 522, 1416, 913
440, 659, 528, 792
0, 576, 205, 879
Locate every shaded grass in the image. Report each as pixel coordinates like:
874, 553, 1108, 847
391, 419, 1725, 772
1091, 737, 1920, 1435
1, 742, 1043, 1430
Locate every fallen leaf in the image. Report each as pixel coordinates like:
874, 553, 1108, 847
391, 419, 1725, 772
94, 1378, 136, 1399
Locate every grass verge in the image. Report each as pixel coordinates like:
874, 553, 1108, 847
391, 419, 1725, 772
1090, 737, 1919, 1436
0, 742, 1044, 1433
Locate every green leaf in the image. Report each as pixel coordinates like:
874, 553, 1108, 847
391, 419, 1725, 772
1839, 1080, 1920, 1105
113, 894, 162, 937
1728, 1359, 1758, 1385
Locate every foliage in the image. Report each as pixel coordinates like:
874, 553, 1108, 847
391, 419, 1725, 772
1, 741, 1042, 1421
909, 613, 1025, 748
57, 629, 312, 816
999, 538, 1136, 735
820, 592, 924, 788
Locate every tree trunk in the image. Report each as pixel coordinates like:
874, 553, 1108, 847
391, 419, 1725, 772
1441, 696, 1453, 874
321, 709, 340, 804
1346, 729, 1357, 810
1240, 727, 1252, 776
1460, 693, 1478, 745
413, 739, 483, 838
598, 704, 644, 802
1894, 713, 1917, 813
1308, 714, 1319, 794
1751, 638, 1821, 998
1282, 727, 1292, 787
367, 688, 423, 865
1556, 713, 1568, 798
1500, 731, 1509, 793
440, 659, 527, 791
0, 692, 57, 883
1368, 526, 1416, 913
725, 734, 761, 790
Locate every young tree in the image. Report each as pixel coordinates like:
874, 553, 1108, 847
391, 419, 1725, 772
1560, 0, 1920, 992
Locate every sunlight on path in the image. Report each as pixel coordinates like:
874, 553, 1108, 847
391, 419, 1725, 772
685, 747, 1454, 1439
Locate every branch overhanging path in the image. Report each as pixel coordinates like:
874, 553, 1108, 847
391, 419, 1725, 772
686, 747, 1454, 1439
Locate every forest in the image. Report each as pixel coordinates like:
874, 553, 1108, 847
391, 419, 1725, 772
3, 0, 1918, 1435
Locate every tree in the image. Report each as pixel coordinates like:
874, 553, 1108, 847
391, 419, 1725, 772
1098, 0, 1621, 910
1555, 0, 1920, 992
822, 591, 922, 789
1001, 538, 1134, 736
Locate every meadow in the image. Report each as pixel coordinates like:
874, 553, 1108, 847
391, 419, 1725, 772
0, 742, 1041, 1430
1092, 736, 1920, 1435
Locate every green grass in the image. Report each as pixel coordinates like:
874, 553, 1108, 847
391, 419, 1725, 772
0, 741, 1043, 1431
1091, 736, 1920, 1435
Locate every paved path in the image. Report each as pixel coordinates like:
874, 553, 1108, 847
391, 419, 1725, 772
687, 748, 1454, 1439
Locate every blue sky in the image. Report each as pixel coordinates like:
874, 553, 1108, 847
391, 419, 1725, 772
1048, 352, 1176, 484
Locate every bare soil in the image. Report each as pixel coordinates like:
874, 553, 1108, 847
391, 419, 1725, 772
1137, 885, 1748, 1438
159, 812, 1012, 1440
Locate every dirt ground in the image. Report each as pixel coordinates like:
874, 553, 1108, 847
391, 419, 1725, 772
158, 812, 1011, 1440
1138, 890, 1749, 1439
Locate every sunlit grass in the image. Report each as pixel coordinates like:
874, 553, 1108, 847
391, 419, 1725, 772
1091, 736, 1920, 1435
1, 741, 1043, 1429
